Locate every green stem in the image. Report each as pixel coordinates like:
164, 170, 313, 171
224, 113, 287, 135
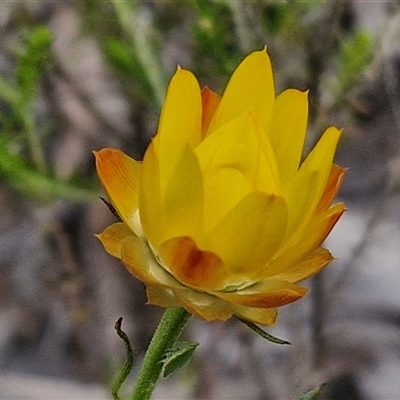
130, 307, 191, 400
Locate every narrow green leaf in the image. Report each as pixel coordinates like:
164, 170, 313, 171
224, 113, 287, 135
235, 316, 291, 345
16, 25, 53, 105
298, 384, 326, 400
104, 38, 155, 103
0, 75, 19, 105
112, 317, 135, 400
337, 31, 373, 92
160, 342, 199, 378
0, 139, 97, 203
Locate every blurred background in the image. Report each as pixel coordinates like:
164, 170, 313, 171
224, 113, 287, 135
1, 1, 400, 399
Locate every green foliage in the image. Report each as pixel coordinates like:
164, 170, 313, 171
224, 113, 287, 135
104, 37, 156, 104
112, 317, 134, 400
236, 316, 291, 345
109, 0, 166, 107
15, 25, 52, 106
160, 341, 199, 379
0, 138, 97, 203
192, 0, 240, 77
337, 31, 373, 92
262, 3, 290, 35
0, 27, 47, 189
298, 384, 326, 400
0, 26, 52, 135
0, 25, 98, 202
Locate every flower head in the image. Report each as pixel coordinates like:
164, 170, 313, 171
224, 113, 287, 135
95, 49, 345, 326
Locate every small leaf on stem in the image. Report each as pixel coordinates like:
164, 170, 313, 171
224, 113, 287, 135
160, 341, 199, 378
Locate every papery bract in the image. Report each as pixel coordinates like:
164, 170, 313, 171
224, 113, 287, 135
95, 49, 345, 326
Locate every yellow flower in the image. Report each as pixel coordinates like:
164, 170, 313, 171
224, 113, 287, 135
95, 49, 345, 326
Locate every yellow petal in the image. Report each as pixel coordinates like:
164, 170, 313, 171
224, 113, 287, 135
201, 86, 221, 137
268, 89, 308, 185
96, 222, 133, 259
252, 112, 283, 194
94, 148, 142, 235
208, 49, 275, 134
260, 202, 344, 279
139, 141, 164, 249
317, 164, 346, 212
120, 235, 182, 289
284, 126, 342, 235
172, 287, 234, 321
200, 167, 250, 234
195, 111, 280, 232
146, 285, 181, 308
234, 305, 277, 326
216, 278, 307, 308
276, 247, 333, 283
162, 145, 203, 241
158, 236, 228, 291
154, 67, 202, 194
203, 192, 287, 279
